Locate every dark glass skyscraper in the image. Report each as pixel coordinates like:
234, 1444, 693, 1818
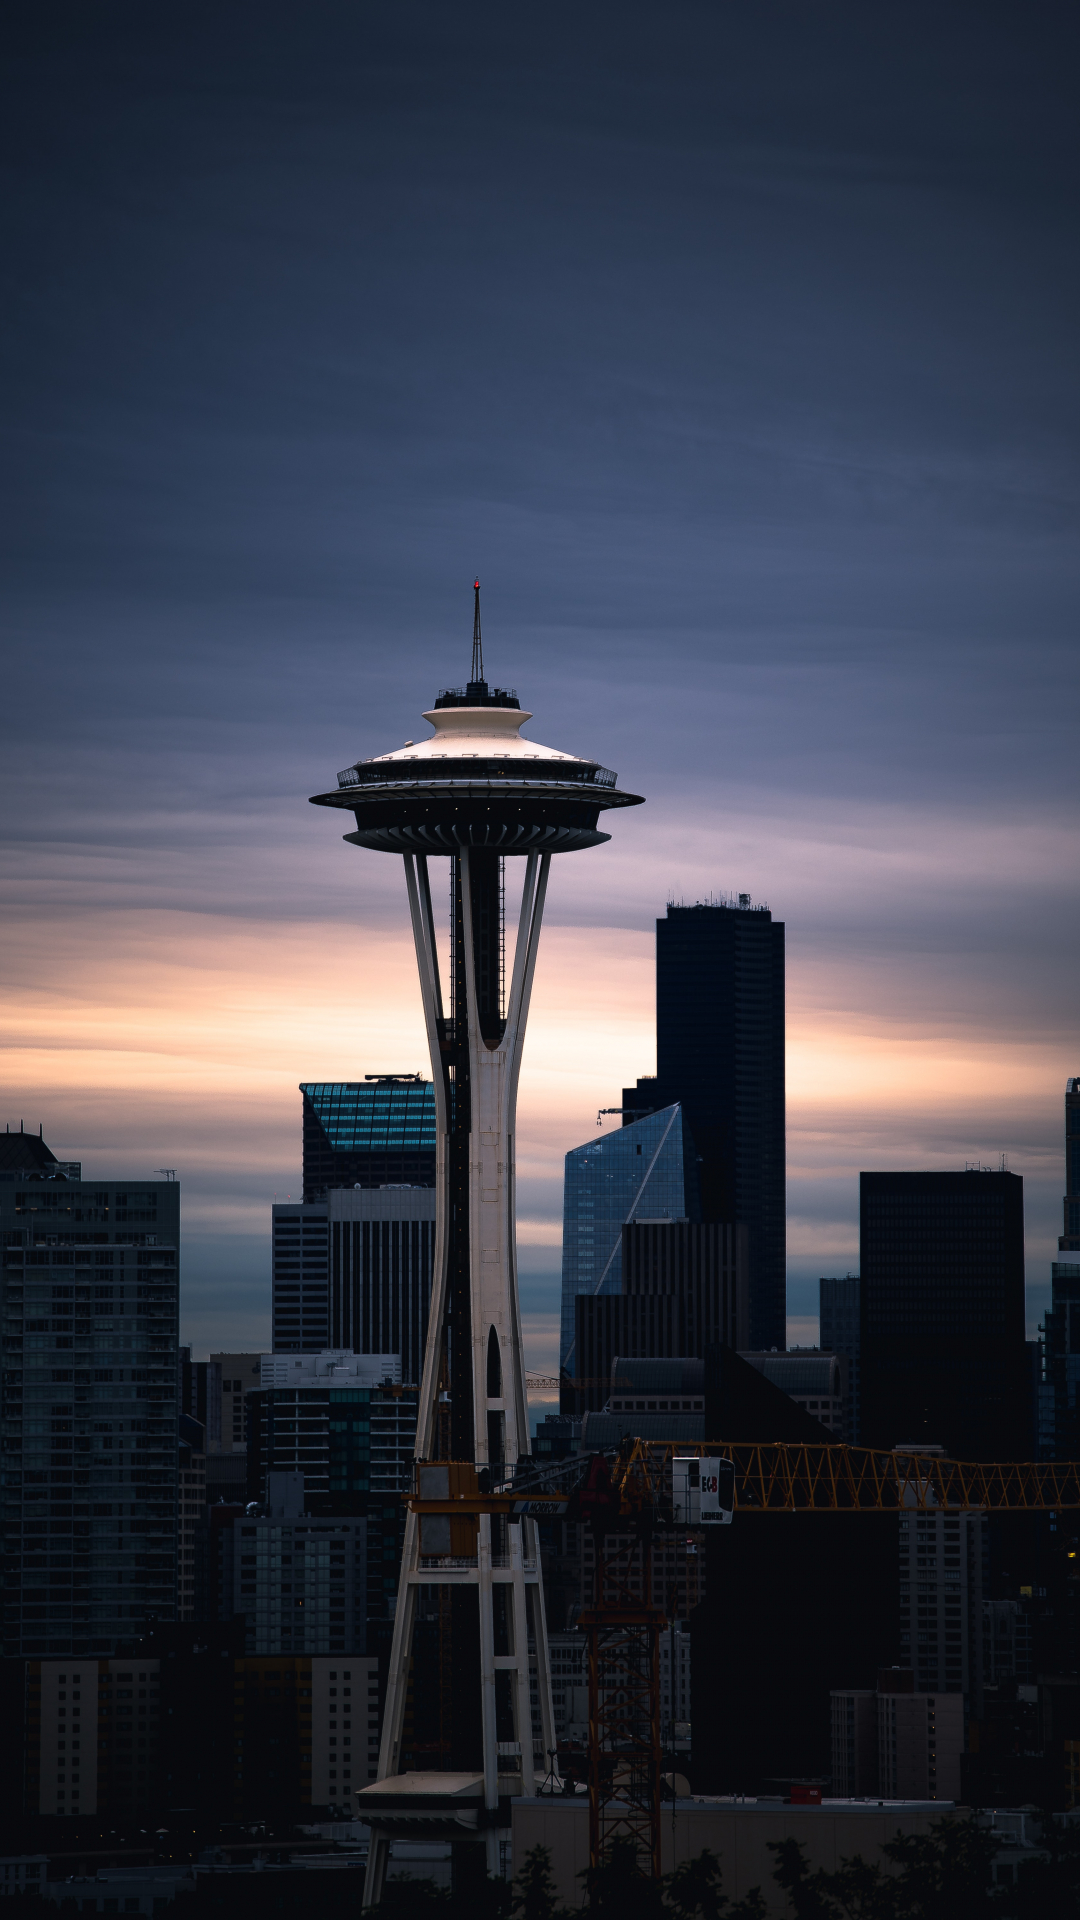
624, 898, 786, 1350
860, 1169, 1027, 1459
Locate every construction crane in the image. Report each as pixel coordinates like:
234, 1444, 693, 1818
408, 1440, 1080, 1883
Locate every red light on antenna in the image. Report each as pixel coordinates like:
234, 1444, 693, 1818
474, 579, 480, 590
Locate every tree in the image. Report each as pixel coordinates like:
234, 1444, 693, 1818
512, 1845, 572, 1920
996, 1810, 1080, 1920
665, 1847, 767, 1919
767, 1818, 1000, 1919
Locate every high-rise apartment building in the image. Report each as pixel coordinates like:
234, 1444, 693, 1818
876, 1676, 964, 1802
898, 1504, 984, 1705
1060, 1076, 1080, 1253
24, 1654, 163, 1818
623, 898, 786, 1351
830, 1674, 964, 1802
246, 1352, 417, 1642
232, 1473, 367, 1658
559, 1104, 695, 1376
0, 1150, 180, 1658
860, 1170, 1027, 1460
819, 1274, 861, 1443
301, 1080, 436, 1202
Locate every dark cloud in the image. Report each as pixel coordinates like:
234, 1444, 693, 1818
2, 3, 1077, 1350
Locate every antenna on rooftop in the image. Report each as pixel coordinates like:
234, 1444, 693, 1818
471, 578, 484, 685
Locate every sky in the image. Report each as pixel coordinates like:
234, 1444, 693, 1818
3, 2, 1078, 1387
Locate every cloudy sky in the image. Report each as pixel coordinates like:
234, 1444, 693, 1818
3, 3, 1078, 1382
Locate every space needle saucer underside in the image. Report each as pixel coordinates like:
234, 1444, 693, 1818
310, 768, 643, 856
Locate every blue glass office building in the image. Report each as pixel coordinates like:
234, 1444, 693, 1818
301, 1080, 437, 1201
559, 1104, 694, 1373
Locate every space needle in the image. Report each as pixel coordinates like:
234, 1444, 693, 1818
310, 584, 643, 1897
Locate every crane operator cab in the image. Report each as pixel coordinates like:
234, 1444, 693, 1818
673, 1456, 735, 1526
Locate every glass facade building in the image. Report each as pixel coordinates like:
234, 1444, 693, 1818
0, 1166, 180, 1658
559, 1104, 692, 1374
301, 1080, 437, 1201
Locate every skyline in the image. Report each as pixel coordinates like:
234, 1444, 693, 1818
3, 5, 1078, 1372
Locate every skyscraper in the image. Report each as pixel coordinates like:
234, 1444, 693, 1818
819, 1273, 861, 1443
301, 1079, 437, 1201
272, 1201, 331, 1351
860, 1169, 1027, 1460
328, 1187, 435, 1387
623, 898, 785, 1350
559, 1103, 695, 1378
1042, 1081, 1080, 1457
1059, 1075, 1080, 1254
0, 1145, 180, 1658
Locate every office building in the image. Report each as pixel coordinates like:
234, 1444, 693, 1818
272, 1203, 331, 1352
623, 897, 786, 1351
301, 1079, 437, 1202
1044, 1246, 1080, 1458
623, 1219, 748, 1348
559, 1104, 695, 1377
232, 1473, 367, 1657
739, 1351, 844, 1434
328, 1186, 435, 1386
898, 1504, 984, 1705
860, 1169, 1027, 1460
274, 1189, 435, 1377
819, 1274, 861, 1443
566, 1218, 745, 1416
1061, 1076, 1080, 1253
830, 1674, 964, 1802
0, 1150, 180, 1658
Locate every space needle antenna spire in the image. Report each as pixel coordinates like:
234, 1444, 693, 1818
310, 585, 643, 1901
471, 577, 484, 686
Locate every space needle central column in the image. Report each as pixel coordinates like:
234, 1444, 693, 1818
310, 586, 643, 1898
